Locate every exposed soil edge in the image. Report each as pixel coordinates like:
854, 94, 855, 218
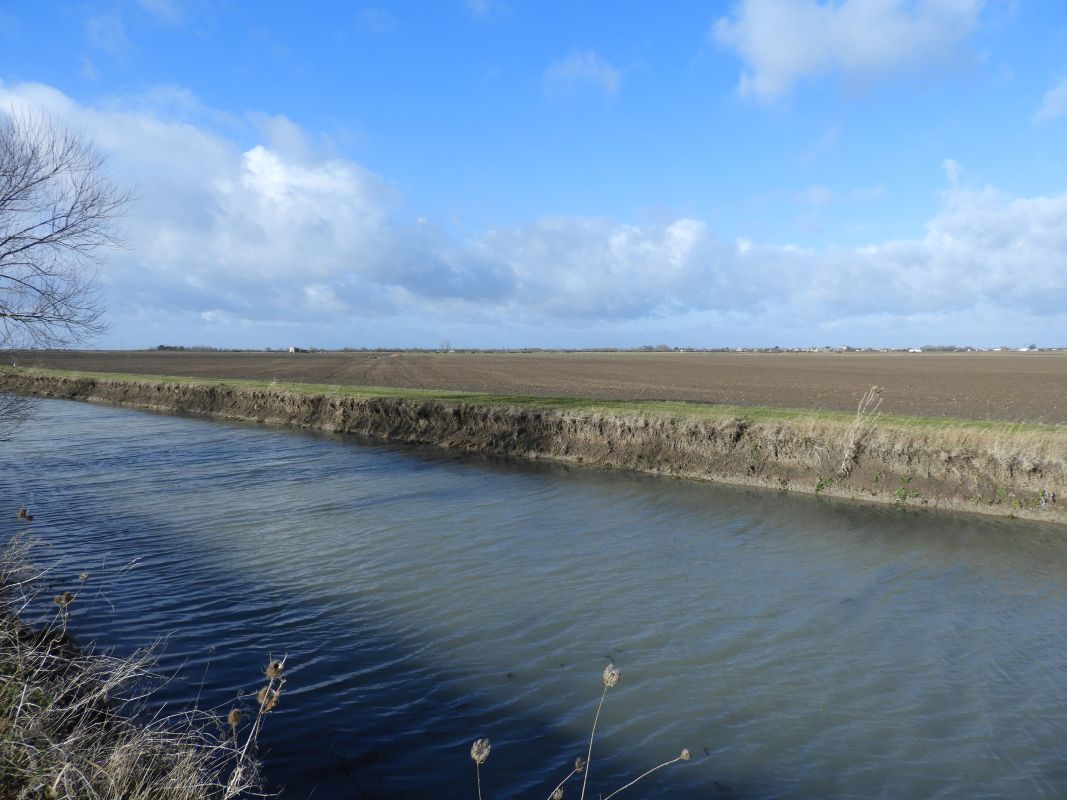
4, 370, 1065, 523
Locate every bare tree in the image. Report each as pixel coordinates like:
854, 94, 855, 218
1, 112, 128, 434
1, 112, 127, 348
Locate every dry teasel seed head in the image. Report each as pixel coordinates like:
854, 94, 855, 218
574, 756, 585, 773
16, 508, 27, 519
79, 572, 89, 583
257, 686, 279, 712
602, 663, 620, 688
470, 738, 491, 765
265, 659, 284, 680
551, 789, 563, 800
53, 591, 73, 607
680, 748, 691, 761
227, 708, 242, 732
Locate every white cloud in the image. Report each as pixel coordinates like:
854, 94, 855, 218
544, 51, 621, 96
3, 81, 1067, 347
246, 112, 319, 162
941, 157, 962, 185
714, 0, 985, 102
1035, 77, 1067, 124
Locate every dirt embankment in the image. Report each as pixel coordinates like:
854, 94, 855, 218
4, 371, 1065, 522
12, 349, 1067, 424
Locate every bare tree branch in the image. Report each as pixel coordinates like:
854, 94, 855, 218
1, 111, 128, 351
1, 111, 129, 436
0, 390, 29, 440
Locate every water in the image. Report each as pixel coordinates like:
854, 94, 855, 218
4, 398, 1067, 799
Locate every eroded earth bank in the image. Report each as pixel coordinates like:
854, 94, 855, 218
3, 369, 1064, 523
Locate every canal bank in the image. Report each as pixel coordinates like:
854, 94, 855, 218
2, 367, 1064, 522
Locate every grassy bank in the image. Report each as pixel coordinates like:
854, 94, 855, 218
2, 366, 1065, 522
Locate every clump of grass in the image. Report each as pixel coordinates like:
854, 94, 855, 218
470, 660, 691, 799
837, 385, 882, 478
0, 528, 279, 799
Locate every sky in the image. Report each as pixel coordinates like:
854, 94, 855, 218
2, 0, 1066, 350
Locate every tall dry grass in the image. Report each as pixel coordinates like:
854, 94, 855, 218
0, 524, 279, 800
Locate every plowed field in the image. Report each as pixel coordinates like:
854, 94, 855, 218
11, 350, 1067, 424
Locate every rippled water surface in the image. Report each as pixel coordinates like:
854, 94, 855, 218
4, 399, 1067, 799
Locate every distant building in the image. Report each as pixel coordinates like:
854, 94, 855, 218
908, 348, 923, 353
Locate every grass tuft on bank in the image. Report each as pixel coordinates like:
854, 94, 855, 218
0, 529, 270, 800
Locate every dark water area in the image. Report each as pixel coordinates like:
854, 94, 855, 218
3, 398, 1067, 799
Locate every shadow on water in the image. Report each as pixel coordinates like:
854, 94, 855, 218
3, 403, 772, 798
6, 399, 1067, 799
13, 500, 785, 800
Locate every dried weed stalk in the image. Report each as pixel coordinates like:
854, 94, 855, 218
471, 660, 690, 800
837, 385, 882, 478
1, 527, 278, 800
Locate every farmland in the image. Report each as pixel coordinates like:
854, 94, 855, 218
10, 349, 1067, 424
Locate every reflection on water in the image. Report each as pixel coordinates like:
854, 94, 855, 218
4, 398, 1067, 799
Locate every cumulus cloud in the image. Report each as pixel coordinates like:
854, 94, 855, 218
1035, 77, 1067, 124
2, 80, 1066, 346
714, 0, 985, 102
544, 50, 621, 96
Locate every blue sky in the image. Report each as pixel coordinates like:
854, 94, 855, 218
2, 0, 1066, 349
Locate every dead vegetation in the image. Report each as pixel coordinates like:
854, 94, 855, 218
837, 386, 882, 478
469, 663, 691, 800
0, 526, 279, 800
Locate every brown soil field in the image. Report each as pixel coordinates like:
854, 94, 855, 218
10, 349, 1067, 424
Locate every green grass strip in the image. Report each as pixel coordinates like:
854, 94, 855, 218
5, 365, 1066, 437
